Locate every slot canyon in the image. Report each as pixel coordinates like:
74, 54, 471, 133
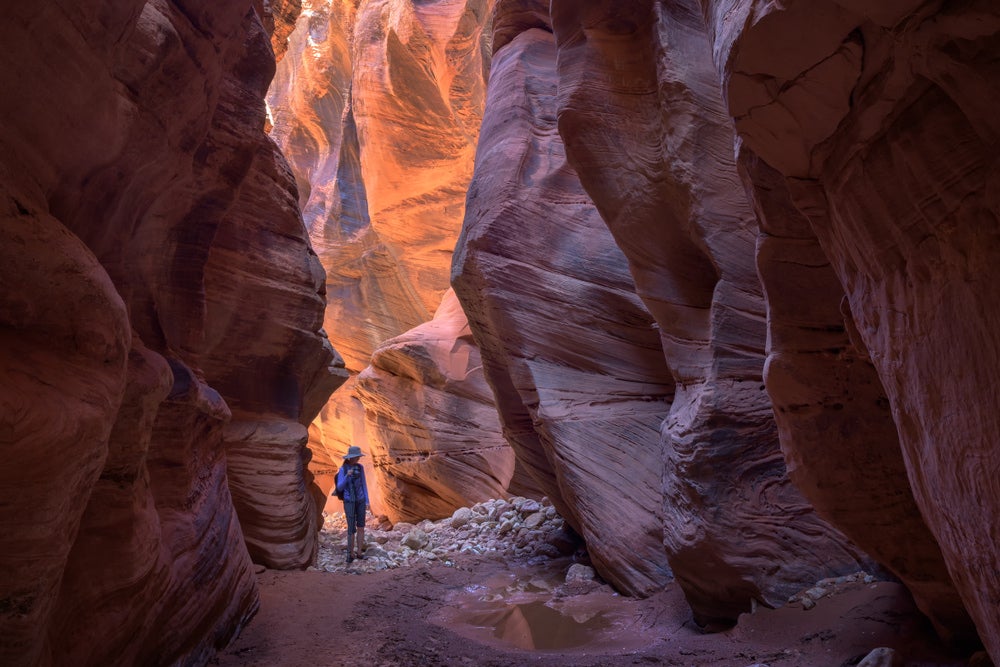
1, 0, 998, 665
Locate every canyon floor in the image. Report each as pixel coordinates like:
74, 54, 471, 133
212, 505, 971, 667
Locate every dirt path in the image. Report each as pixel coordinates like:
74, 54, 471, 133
212, 553, 966, 667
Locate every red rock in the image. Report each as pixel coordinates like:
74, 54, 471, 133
0, 198, 130, 666
709, 0, 998, 651
452, 16, 676, 597
550, 0, 864, 621
742, 150, 976, 644
0, 1, 339, 663
267, 0, 496, 516
356, 289, 515, 523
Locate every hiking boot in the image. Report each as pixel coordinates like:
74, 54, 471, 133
346, 554, 354, 564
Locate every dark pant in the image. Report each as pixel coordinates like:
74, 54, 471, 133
344, 500, 366, 535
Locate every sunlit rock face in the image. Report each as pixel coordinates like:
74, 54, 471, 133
452, 3, 676, 597
0, 1, 339, 664
549, 0, 864, 622
257, 0, 304, 60
705, 0, 999, 652
356, 289, 515, 523
267, 0, 496, 514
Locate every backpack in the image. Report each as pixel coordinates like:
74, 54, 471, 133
334, 478, 345, 500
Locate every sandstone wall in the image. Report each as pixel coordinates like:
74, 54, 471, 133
267, 0, 500, 516
452, 4, 677, 597
0, 1, 339, 664
356, 289, 516, 523
702, 0, 1000, 653
547, 0, 865, 623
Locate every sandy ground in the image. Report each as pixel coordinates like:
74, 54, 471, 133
211, 552, 968, 667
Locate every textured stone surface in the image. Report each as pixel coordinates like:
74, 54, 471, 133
356, 289, 515, 523
0, 1, 339, 664
453, 14, 676, 597
743, 150, 975, 644
707, 0, 998, 652
267, 0, 496, 514
550, 0, 865, 623
0, 194, 131, 667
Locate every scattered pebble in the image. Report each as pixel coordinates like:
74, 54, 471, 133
316, 496, 576, 574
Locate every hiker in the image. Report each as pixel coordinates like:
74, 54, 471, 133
334, 445, 370, 563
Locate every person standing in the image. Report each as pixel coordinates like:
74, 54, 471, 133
335, 445, 370, 563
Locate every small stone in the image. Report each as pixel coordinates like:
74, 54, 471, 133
857, 647, 902, 667
524, 512, 545, 529
451, 507, 473, 528
804, 586, 827, 600
800, 597, 816, 610
519, 499, 542, 516
566, 564, 596, 584
402, 529, 429, 550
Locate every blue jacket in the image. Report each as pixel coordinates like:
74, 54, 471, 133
335, 463, 368, 504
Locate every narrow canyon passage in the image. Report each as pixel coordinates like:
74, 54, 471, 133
214, 501, 965, 667
2, 1, 999, 666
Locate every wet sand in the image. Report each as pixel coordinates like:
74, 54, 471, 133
212, 553, 966, 667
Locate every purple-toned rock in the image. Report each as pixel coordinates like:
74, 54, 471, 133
550, 0, 864, 621
453, 13, 676, 597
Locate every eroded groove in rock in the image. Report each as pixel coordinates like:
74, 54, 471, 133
453, 7, 676, 597
742, 149, 976, 644
550, 0, 864, 622
268, 0, 497, 516
0, 1, 340, 663
706, 0, 999, 653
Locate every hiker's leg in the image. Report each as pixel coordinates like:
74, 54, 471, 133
356, 504, 367, 554
345, 500, 357, 562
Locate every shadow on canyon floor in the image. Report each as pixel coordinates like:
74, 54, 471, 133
212, 552, 967, 667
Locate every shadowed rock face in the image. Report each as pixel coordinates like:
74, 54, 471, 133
0, 1, 340, 664
452, 9, 676, 597
704, 0, 998, 651
267, 0, 498, 515
549, 0, 864, 622
743, 150, 976, 644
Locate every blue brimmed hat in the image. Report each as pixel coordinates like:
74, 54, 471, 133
343, 445, 364, 460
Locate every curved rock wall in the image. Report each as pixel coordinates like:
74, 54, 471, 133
743, 150, 976, 644
548, 0, 864, 622
452, 5, 677, 597
267, 0, 499, 516
702, 0, 1000, 653
0, 1, 340, 664
356, 289, 516, 523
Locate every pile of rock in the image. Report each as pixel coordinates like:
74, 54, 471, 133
314, 497, 581, 573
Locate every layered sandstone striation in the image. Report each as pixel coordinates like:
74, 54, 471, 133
356, 289, 515, 523
705, 0, 999, 651
0, 1, 339, 664
452, 6, 676, 597
267, 0, 498, 514
549, 0, 864, 622
743, 151, 975, 644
